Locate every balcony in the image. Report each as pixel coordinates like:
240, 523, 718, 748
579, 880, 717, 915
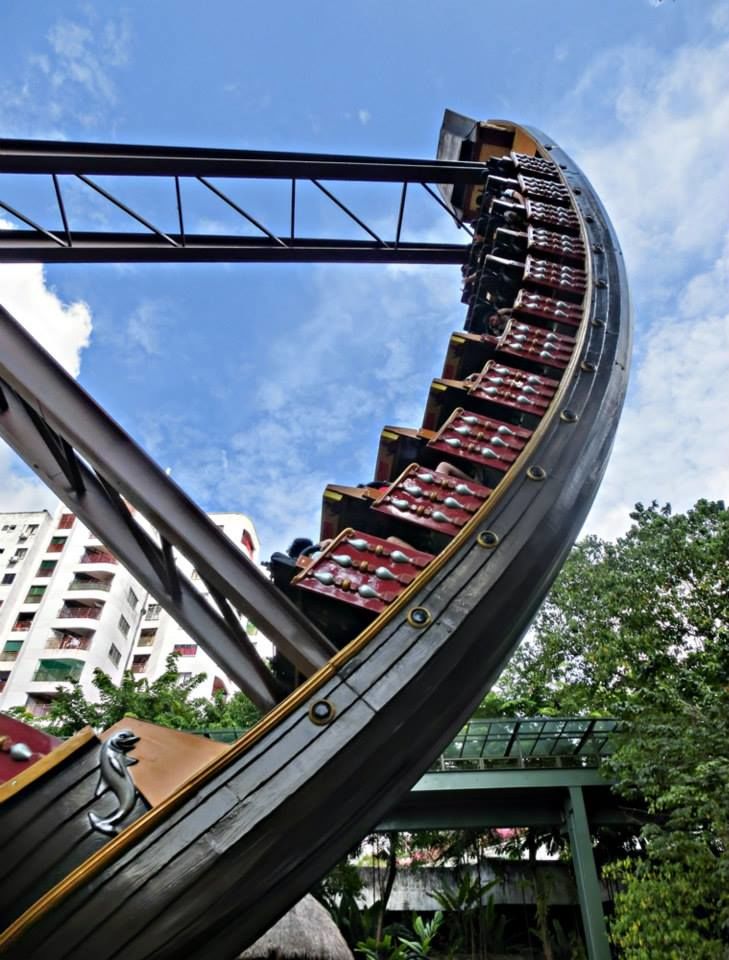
46, 631, 93, 651
57, 604, 103, 620
81, 550, 117, 565
32, 659, 84, 683
67, 576, 113, 592
11, 617, 34, 632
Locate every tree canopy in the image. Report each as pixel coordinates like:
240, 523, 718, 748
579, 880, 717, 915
15, 654, 261, 737
491, 499, 729, 957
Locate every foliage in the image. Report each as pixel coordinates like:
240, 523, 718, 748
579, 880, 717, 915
355, 911, 443, 960
431, 872, 499, 955
10, 654, 261, 736
493, 499, 729, 955
497, 499, 728, 716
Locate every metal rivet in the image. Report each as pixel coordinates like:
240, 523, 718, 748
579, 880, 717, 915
559, 164, 567, 170
585, 215, 595, 224
527, 465, 547, 481
477, 530, 500, 549
545, 144, 553, 150
596, 278, 608, 289
593, 243, 604, 254
581, 360, 596, 373
309, 699, 336, 726
407, 606, 432, 628
591, 317, 605, 328
560, 409, 578, 423
573, 188, 582, 195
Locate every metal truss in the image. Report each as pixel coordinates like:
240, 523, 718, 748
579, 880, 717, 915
0, 138, 485, 264
0, 303, 338, 711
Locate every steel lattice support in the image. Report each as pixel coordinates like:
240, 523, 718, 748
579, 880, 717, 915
0, 138, 484, 264
0, 303, 337, 709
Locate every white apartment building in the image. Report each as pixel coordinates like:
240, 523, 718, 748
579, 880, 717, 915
0, 506, 263, 717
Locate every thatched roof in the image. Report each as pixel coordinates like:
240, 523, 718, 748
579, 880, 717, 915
239, 894, 354, 960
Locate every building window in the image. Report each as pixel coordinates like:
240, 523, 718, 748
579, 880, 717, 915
2, 573, 15, 585
1, 640, 23, 661
25, 693, 56, 717
58, 513, 75, 529
1, 524, 16, 532
131, 655, 149, 674
118, 615, 130, 638
32, 658, 84, 683
173, 643, 197, 657
126, 588, 139, 610
36, 560, 57, 577
82, 546, 117, 564
25, 524, 39, 535
25, 585, 47, 604
47, 536, 67, 553
138, 628, 157, 647
12, 612, 35, 631
0, 671, 10, 693
176, 672, 192, 683
108, 643, 121, 667
12, 548, 28, 561
145, 603, 161, 621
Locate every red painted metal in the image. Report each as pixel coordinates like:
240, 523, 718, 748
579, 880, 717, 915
0, 713, 62, 784
524, 255, 587, 298
526, 227, 586, 266
294, 530, 432, 615
525, 199, 580, 233
371, 463, 492, 539
427, 407, 531, 475
469, 361, 559, 417
511, 153, 560, 180
518, 175, 571, 206
513, 288, 584, 329
499, 318, 575, 370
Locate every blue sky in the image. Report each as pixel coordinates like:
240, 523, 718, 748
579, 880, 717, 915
1, 0, 728, 556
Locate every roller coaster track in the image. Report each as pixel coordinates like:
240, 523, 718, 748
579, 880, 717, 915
0, 113, 630, 957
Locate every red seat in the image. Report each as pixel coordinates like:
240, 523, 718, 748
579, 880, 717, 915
293, 529, 433, 615
513, 289, 584, 329
525, 199, 580, 234
371, 463, 492, 539
427, 407, 531, 475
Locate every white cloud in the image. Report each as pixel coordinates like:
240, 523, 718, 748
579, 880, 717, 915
358, 109, 371, 126
0, 12, 131, 135
126, 300, 170, 357
562, 26, 729, 538
0, 223, 93, 511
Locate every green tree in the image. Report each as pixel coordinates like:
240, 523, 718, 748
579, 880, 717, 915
493, 499, 729, 956
12, 654, 260, 736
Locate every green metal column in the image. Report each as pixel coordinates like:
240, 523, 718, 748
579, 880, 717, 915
564, 786, 611, 960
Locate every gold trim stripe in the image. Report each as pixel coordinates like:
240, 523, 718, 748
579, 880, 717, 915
0, 727, 96, 805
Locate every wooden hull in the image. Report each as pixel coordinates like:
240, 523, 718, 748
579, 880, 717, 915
0, 121, 630, 958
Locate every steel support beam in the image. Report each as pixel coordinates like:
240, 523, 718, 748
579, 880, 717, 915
0, 138, 487, 183
0, 303, 337, 681
0, 233, 468, 265
564, 786, 612, 960
0, 379, 280, 711
0, 138, 482, 264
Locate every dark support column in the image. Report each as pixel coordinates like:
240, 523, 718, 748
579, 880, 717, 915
564, 786, 611, 960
